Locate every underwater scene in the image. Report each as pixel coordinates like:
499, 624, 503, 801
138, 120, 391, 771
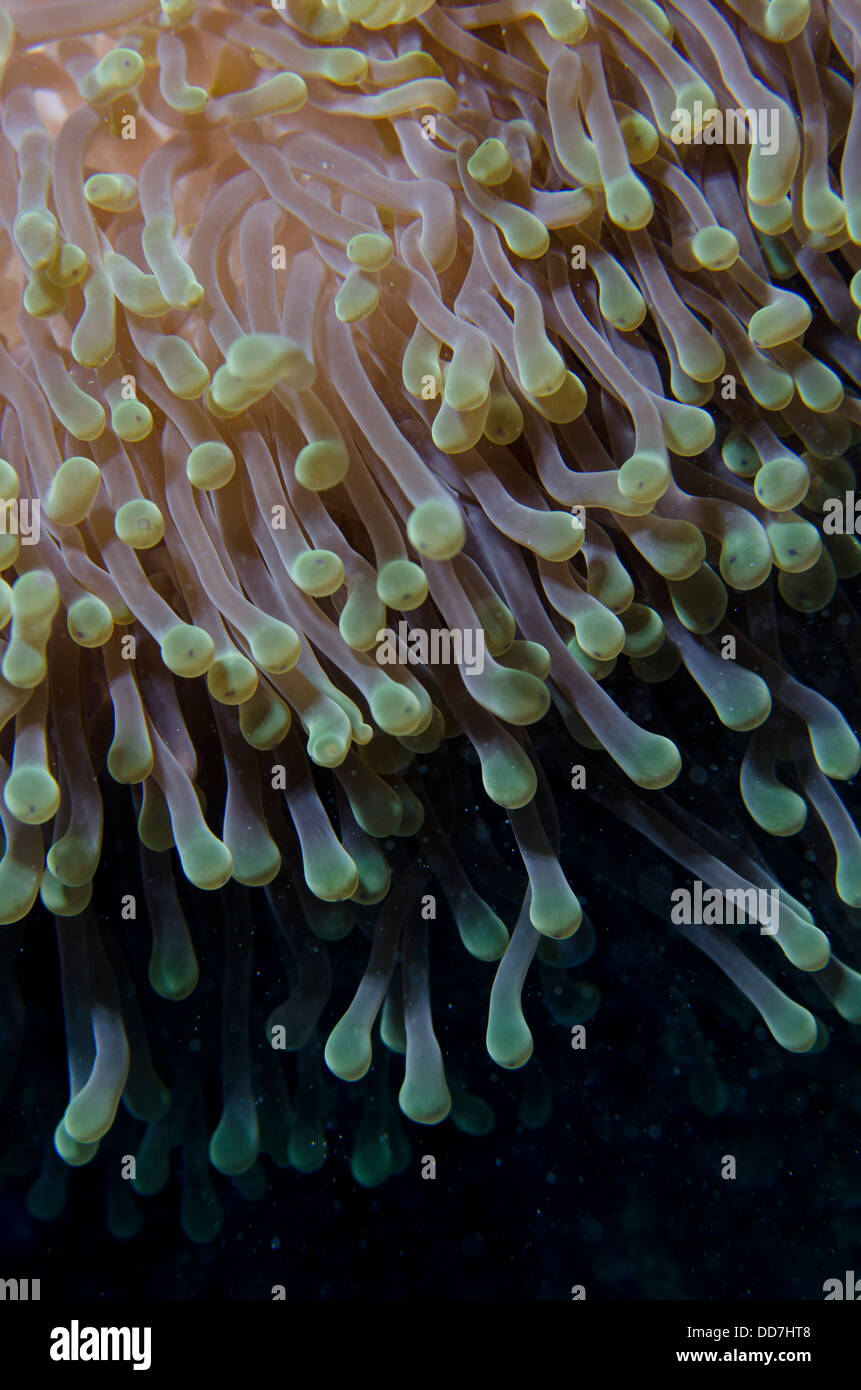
0, 0, 858, 1353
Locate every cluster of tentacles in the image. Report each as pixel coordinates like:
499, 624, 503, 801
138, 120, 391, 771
0, 0, 858, 1236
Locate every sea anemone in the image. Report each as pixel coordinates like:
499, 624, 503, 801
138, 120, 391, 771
0, 0, 859, 1239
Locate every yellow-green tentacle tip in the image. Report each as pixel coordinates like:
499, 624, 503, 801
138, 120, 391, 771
721, 430, 759, 477
42, 374, 104, 440
346, 231, 393, 270
137, 782, 173, 851
107, 721, 153, 785
761, 997, 818, 1053
793, 354, 843, 413
369, 681, 424, 737
406, 496, 465, 560
497, 205, 549, 259
516, 337, 566, 399
530, 879, 582, 939
350, 1134, 395, 1188
14, 210, 59, 271
44, 457, 101, 526
226, 332, 313, 389
749, 296, 811, 349
766, 515, 821, 573
533, 0, 588, 41
691, 225, 739, 269
497, 640, 552, 680
206, 653, 258, 705
478, 666, 550, 726
740, 756, 807, 837
456, 898, 510, 960
593, 256, 646, 331
40, 870, 92, 916
325, 1014, 373, 1082
572, 605, 626, 661
67, 594, 114, 647
177, 825, 233, 891
149, 927, 199, 1002
209, 1111, 259, 1177
484, 383, 524, 444
719, 523, 773, 590
615, 730, 682, 789
0, 9, 14, 81
618, 452, 669, 503
701, 663, 772, 732
160, 0, 196, 24
659, 402, 714, 457
778, 550, 836, 612
303, 841, 359, 902
78, 48, 144, 104
399, 1058, 451, 1126
0, 849, 40, 923
807, 708, 861, 781
348, 838, 390, 905
526, 512, 584, 562
24, 271, 65, 318
160, 623, 215, 678
619, 110, 660, 163
836, 848, 861, 909
306, 708, 352, 768
4, 766, 61, 824
152, 336, 210, 398
568, 635, 616, 681
114, 498, 164, 548
774, 910, 829, 972
291, 549, 345, 597
221, 71, 307, 121
186, 440, 235, 489
238, 687, 291, 750
339, 582, 386, 651
823, 534, 861, 579
620, 603, 665, 657
0, 459, 18, 500
481, 743, 538, 809
764, 0, 810, 39
754, 456, 809, 511
2, 638, 44, 688
84, 172, 138, 212
605, 173, 654, 230
13, 569, 59, 623
294, 438, 349, 490
668, 565, 727, 634
47, 242, 89, 288
249, 619, 300, 673
487, 985, 533, 1069
467, 138, 513, 186
54, 1121, 100, 1167
375, 558, 428, 610
819, 959, 861, 1023
110, 397, 154, 442
334, 267, 380, 323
